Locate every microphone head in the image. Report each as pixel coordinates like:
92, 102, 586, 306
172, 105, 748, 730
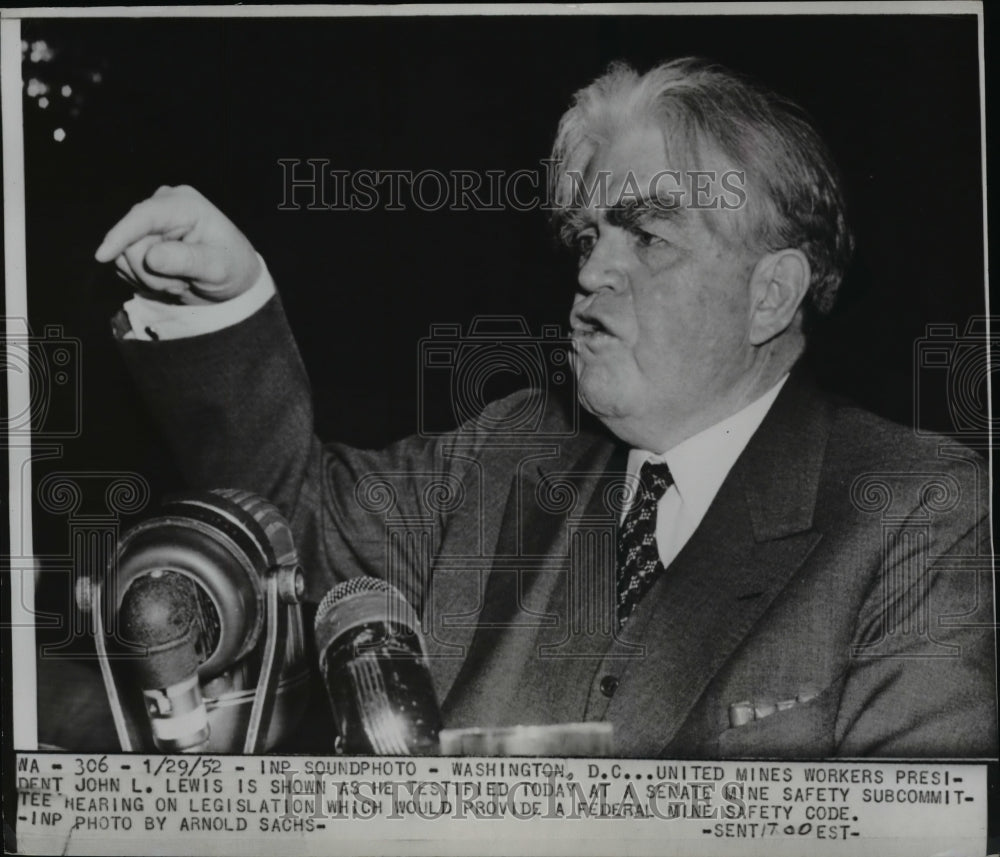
116, 569, 212, 753
314, 577, 423, 663
314, 577, 440, 755
118, 570, 207, 686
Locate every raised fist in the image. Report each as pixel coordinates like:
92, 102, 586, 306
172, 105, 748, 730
95, 185, 261, 304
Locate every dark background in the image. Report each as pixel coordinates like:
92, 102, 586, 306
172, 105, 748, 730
5, 10, 996, 851
18, 9, 989, 644
22, 14, 987, 444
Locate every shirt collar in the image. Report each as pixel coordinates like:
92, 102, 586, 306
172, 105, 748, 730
627, 374, 789, 509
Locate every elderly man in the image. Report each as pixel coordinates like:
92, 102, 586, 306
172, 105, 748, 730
88, 58, 995, 758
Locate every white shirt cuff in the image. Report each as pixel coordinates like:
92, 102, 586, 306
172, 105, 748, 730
121, 255, 276, 341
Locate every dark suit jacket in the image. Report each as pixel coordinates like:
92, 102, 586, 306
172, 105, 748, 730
118, 296, 998, 759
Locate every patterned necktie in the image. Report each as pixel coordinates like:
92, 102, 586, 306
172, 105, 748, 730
616, 460, 674, 625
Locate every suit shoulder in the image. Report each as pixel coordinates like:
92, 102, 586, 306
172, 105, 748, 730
459, 387, 580, 437
821, 398, 987, 525
827, 400, 984, 471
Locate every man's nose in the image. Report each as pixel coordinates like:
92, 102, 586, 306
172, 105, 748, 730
577, 232, 627, 294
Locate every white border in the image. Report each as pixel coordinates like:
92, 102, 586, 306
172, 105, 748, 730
3, 16, 39, 751
0, 1, 986, 19
2, 5, 993, 855
976, 7, 995, 624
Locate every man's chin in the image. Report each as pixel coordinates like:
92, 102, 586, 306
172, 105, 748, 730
576, 383, 630, 423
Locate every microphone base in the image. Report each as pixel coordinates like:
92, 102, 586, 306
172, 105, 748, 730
144, 675, 211, 753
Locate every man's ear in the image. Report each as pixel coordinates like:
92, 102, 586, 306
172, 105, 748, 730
747, 248, 811, 346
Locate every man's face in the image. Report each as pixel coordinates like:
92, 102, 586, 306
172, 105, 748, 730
568, 125, 761, 450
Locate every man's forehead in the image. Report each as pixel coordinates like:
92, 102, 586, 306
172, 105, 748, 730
585, 124, 678, 189
563, 121, 753, 246
577, 125, 735, 212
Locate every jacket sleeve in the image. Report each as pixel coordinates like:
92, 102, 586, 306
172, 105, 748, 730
114, 294, 477, 606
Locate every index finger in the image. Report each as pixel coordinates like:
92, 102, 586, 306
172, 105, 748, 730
95, 196, 195, 263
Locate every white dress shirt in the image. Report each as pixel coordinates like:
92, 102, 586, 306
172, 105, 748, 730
623, 374, 788, 568
121, 257, 276, 341
122, 262, 788, 570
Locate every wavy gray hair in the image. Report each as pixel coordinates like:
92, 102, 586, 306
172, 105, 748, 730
549, 58, 853, 317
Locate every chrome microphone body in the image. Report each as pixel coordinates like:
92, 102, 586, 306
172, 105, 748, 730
314, 577, 442, 755
82, 488, 309, 753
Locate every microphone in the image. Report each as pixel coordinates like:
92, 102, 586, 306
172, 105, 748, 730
80, 489, 309, 753
117, 570, 211, 752
314, 577, 442, 755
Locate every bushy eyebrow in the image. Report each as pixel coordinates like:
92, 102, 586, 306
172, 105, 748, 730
557, 208, 593, 247
556, 194, 685, 248
605, 195, 686, 230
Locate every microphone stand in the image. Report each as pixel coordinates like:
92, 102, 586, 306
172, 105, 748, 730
243, 562, 302, 753
78, 557, 304, 754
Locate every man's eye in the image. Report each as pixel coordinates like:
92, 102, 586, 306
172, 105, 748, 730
575, 230, 597, 255
633, 228, 665, 248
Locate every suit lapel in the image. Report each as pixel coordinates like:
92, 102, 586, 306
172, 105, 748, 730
439, 415, 619, 712
602, 370, 834, 756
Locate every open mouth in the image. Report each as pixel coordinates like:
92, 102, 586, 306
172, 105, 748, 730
573, 315, 614, 341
